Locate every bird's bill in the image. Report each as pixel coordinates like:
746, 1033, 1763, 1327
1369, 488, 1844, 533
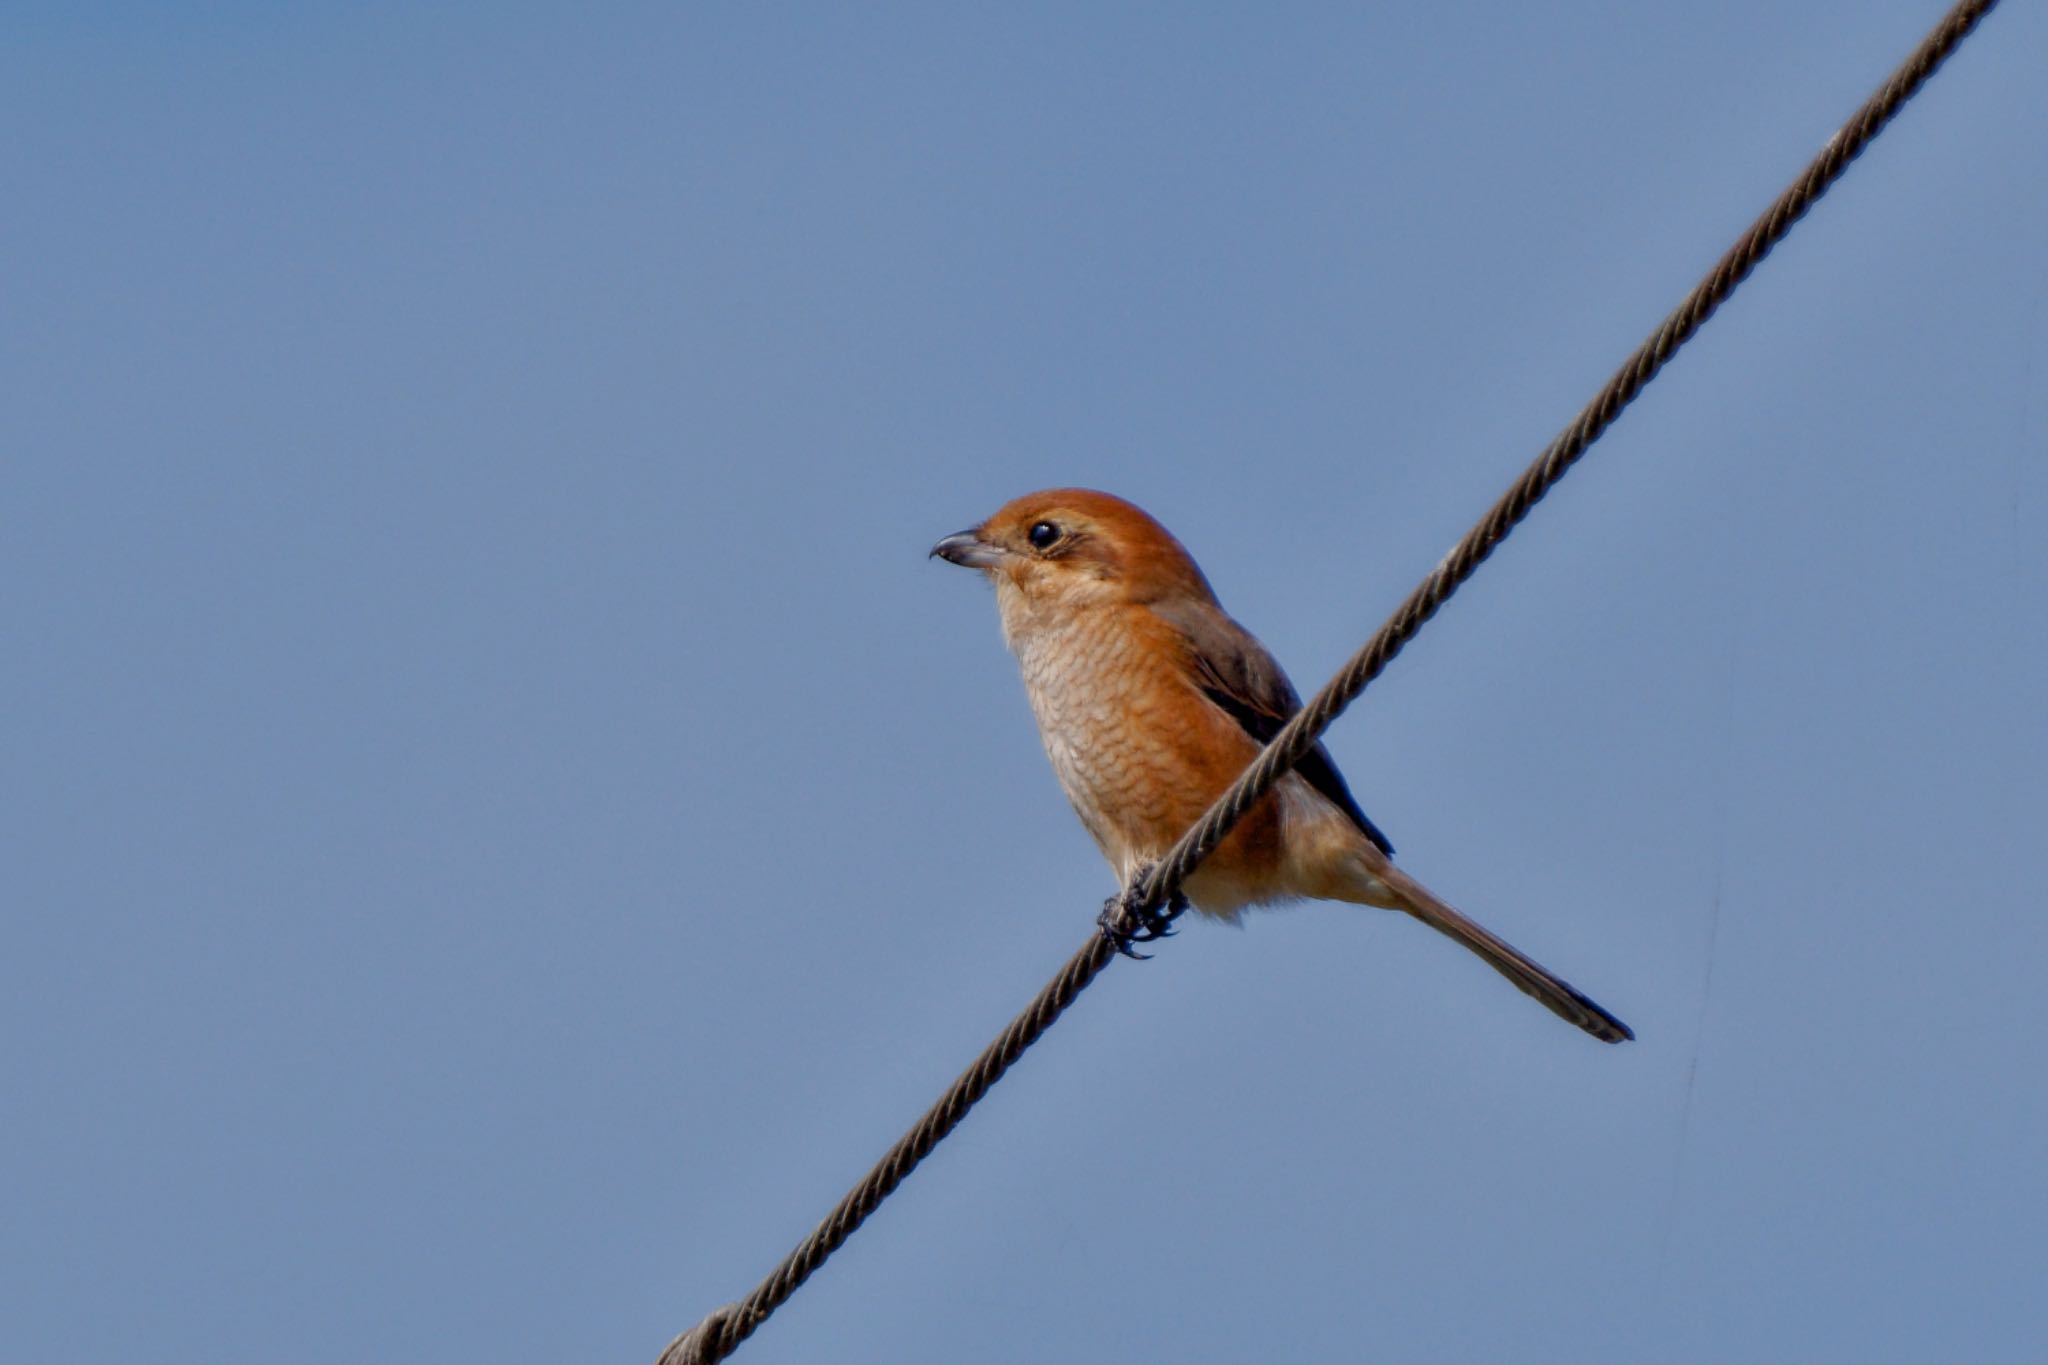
929, 529, 1004, 569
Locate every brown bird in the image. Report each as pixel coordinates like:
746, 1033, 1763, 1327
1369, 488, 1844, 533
932, 488, 1631, 1043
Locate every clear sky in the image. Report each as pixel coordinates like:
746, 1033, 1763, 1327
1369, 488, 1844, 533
4, 3, 2043, 1362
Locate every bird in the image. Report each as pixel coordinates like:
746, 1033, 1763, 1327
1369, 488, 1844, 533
931, 488, 1632, 1043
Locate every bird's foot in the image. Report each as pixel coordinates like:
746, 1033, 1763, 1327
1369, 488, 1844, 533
1097, 870, 1189, 960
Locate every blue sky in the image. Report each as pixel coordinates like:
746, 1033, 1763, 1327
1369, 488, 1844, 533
4, 4, 2043, 1362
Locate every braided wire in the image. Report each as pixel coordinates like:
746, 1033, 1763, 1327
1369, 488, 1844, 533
660, 3, 1998, 1360
663, 938, 1118, 1364
1137, 0, 1998, 911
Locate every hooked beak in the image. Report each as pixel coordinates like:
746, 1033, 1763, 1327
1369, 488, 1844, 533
929, 529, 1004, 569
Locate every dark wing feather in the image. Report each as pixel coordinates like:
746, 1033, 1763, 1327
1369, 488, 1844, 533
1155, 598, 1394, 857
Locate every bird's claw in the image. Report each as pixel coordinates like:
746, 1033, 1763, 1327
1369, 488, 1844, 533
1097, 872, 1189, 960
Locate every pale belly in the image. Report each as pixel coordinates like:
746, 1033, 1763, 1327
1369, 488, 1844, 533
1005, 609, 1388, 919
1011, 614, 1297, 918
1014, 619, 1179, 873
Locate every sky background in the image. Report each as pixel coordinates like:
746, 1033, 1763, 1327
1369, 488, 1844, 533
4, 3, 2044, 1362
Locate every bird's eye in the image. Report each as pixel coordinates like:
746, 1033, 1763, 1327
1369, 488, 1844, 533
1027, 521, 1061, 550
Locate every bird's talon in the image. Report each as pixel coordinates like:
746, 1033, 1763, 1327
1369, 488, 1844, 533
1096, 896, 1145, 957
1097, 875, 1189, 959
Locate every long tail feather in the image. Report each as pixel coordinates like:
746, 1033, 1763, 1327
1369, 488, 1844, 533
1366, 862, 1633, 1044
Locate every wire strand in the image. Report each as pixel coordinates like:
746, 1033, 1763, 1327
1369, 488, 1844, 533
661, 3, 2000, 1359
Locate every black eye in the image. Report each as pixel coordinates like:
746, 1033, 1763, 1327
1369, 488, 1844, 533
1027, 521, 1061, 550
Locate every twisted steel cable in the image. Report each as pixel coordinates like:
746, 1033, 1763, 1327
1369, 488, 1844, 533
662, 2, 2000, 1359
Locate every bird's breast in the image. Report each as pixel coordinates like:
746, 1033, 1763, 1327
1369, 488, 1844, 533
1006, 607, 1268, 885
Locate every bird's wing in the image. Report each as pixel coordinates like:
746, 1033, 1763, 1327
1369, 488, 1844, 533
1155, 597, 1394, 856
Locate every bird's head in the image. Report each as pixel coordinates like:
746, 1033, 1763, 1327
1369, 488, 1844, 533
930, 488, 1217, 618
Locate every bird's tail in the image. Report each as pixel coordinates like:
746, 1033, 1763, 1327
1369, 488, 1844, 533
1361, 861, 1633, 1044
